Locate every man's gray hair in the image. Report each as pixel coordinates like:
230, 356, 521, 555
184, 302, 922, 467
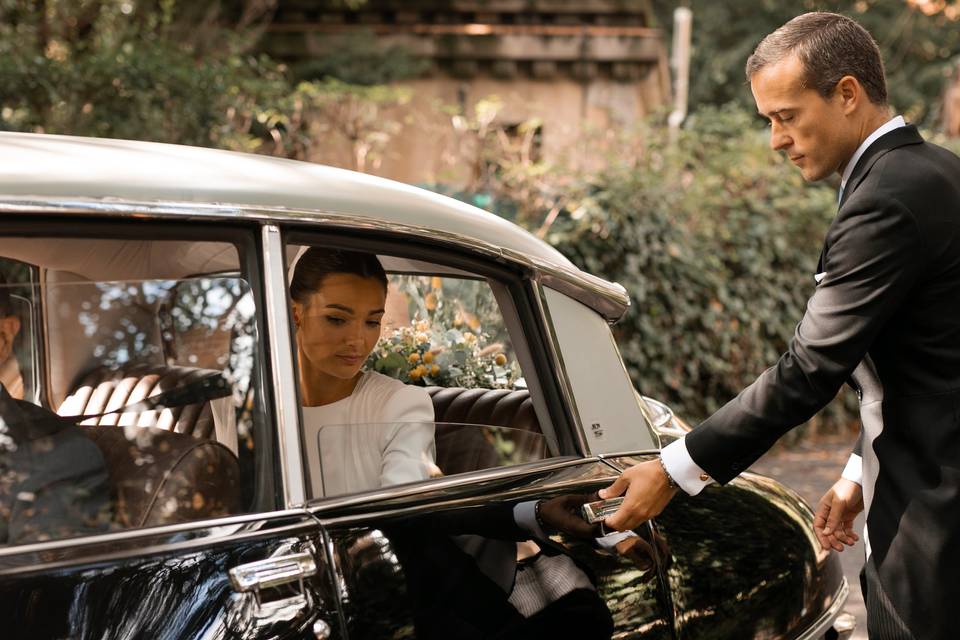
745, 12, 888, 105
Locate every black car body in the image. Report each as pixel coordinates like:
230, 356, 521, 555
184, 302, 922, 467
0, 133, 852, 639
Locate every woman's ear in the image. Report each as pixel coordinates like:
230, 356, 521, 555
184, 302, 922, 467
291, 301, 303, 329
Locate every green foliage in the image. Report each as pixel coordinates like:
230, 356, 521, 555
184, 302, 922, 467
292, 32, 428, 85
0, 1, 290, 149
651, 0, 960, 127
540, 105, 858, 430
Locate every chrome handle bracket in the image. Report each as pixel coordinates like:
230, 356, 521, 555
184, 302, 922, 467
230, 551, 318, 600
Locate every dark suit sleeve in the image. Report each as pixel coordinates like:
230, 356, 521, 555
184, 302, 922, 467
686, 196, 924, 483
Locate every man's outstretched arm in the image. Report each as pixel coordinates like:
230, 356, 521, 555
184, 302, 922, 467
602, 193, 923, 530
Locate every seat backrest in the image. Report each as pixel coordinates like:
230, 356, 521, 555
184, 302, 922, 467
425, 386, 546, 475
59, 363, 241, 529
83, 425, 240, 528
58, 363, 220, 439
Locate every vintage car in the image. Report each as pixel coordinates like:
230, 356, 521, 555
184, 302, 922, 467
0, 132, 854, 640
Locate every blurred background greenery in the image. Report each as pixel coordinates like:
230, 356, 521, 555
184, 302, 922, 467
3, 0, 958, 435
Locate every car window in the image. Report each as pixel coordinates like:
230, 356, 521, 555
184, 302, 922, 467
542, 287, 657, 454
0, 258, 39, 406
309, 422, 546, 498
0, 234, 271, 547
286, 244, 554, 501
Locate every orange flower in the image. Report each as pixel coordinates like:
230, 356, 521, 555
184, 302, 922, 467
494, 353, 507, 366
409, 368, 422, 381
431, 276, 443, 290
408, 352, 421, 364
431, 364, 440, 376
425, 292, 437, 311
422, 351, 434, 364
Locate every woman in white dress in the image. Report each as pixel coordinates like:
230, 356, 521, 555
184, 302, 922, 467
290, 248, 435, 498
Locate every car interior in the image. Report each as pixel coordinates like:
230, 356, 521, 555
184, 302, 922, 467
0, 233, 553, 544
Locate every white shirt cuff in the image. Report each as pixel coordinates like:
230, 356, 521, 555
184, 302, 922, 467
841, 453, 863, 486
595, 530, 637, 549
661, 436, 714, 496
513, 500, 548, 540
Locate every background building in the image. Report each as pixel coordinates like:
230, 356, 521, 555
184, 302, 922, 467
261, 0, 670, 185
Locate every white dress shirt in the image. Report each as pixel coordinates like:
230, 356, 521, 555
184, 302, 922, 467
302, 370, 436, 498
662, 115, 907, 495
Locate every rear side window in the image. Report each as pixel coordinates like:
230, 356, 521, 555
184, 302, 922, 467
0, 232, 272, 547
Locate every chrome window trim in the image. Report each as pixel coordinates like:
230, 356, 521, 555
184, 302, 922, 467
262, 224, 306, 507
0, 197, 629, 321
313, 457, 618, 527
794, 578, 851, 640
306, 455, 590, 515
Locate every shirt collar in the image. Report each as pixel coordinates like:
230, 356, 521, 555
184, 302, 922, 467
838, 115, 906, 201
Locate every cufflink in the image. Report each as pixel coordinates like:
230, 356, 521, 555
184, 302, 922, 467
699, 473, 710, 482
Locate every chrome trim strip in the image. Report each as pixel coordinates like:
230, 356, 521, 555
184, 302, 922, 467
596, 450, 661, 461
316, 459, 618, 527
307, 455, 590, 514
531, 283, 589, 456
0, 197, 629, 321
0, 523, 318, 577
794, 578, 851, 640
0, 509, 308, 558
537, 267, 629, 324
318, 527, 350, 634
262, 224, 306, 507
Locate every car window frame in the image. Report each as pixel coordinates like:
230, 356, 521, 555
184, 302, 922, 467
282, 227, 583, 506
0, 215, 283, 519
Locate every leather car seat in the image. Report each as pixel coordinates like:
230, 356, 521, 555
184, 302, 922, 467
58, 363, 222, 438
425, 387, 546, 475
83, 425, 240, 528
57, 363, 241, 528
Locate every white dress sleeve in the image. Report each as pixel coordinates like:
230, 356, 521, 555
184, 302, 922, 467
377, 384, 437, 488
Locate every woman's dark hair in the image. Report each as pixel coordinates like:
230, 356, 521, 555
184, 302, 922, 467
290, 247, 388, 305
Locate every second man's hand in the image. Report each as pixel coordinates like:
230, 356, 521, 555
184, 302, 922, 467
599, 459, 679, 531
814, 478, 863, 552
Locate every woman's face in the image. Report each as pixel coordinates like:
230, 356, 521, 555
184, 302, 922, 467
293, 274, 386, 380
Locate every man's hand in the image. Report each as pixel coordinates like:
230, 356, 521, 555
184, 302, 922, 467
814, 478, 863, 552
537, 493, 601, 539
598, 459, 678, 531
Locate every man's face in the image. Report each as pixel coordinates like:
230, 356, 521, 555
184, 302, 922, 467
0, 314, 19, 362
751, 54, 858, 182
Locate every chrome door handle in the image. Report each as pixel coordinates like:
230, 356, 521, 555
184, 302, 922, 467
229, 551, 317, 593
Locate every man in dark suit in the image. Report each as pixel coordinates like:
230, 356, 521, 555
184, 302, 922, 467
601, 12, 960, 639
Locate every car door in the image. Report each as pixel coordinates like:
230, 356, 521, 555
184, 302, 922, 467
281, 232, 676, 639
311, 454, 674, 640
0, 219, 339, 640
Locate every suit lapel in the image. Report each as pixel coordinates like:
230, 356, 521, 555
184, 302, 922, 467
839, 125, 924, 208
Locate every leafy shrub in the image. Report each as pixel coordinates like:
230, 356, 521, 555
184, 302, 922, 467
542, 106, 860, 433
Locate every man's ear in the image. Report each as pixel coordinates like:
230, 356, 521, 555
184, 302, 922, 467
836, 75, 862, 115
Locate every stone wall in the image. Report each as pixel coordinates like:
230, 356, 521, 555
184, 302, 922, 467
262, 0, 670, 184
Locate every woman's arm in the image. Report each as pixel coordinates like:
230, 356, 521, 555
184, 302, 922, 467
378, 385, 436, 488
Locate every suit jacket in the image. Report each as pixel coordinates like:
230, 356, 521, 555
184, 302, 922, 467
0, 385, 111, 544
684, 125, 960, 639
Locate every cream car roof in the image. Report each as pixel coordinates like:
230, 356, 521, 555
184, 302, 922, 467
0, 132, 573, 269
